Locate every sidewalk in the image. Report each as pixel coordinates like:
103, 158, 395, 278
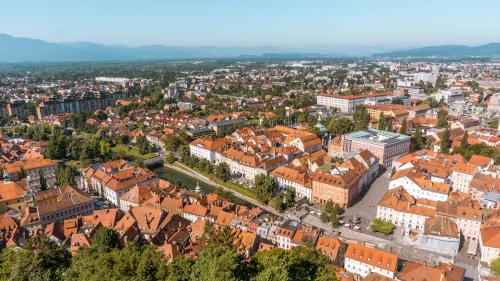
165, 163, 286, 218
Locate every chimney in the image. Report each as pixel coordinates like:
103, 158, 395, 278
423, 260, 427, 270
447, 263, 453, 271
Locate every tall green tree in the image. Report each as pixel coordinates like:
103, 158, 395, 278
189, 246, 243, 281
377, 112, 386, 130
254, 175, 279, 203
491, 257, 500, 276
353, 104, 368, 131
440, 127, 450, 154
39, 169, 48, 190
414, 123, 424, 150
491, 117, 499, 129
136, 135, 152, 155
437, 110, 448, 128
460, 130, 468, 149
400, 118, 407, 134
167, 256, 194, 281
275, 192, 285, 212
3, 236, 71, 281
216, 163, 231, 182
285, 188, 296, 208
165, 152, 176, 164
386, 118, 393, 132
98, 140, 111, 161
91, 227, 120, 252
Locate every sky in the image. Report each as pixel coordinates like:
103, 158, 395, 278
2, 0, 500, 48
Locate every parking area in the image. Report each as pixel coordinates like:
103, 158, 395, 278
341, 169, 392, 234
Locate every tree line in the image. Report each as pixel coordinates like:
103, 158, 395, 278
0, 227, 339, 281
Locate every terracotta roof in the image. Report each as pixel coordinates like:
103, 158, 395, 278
316, 236, 345, 260
37, 185, 93, 216
119, 185, 154, 205
183, 203, 208, 217
469, 155, 493, 168
0, 178, 29, 202
3, 158, 57, 174
424, 216, 459, 238
452, 162, 477, 175
397, 262, 465, 281
345, 243, 398, 273
481, 225, 500, 248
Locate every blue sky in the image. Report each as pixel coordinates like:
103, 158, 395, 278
2, 0, 500, 47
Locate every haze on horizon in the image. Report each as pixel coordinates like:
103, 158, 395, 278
2, 0, 500, 48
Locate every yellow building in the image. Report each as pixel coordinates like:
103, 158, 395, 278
0, 174, 33, 214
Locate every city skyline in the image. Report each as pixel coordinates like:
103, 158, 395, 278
2, 0, 500, 48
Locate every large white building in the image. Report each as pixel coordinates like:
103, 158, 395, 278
344, 243, 398, 279
435, 89, 463, 104
451, 163, 479, 193
413, 73, 437, 85
390, 168, 450, 202
316, 93, 391, 113
377, 187, 435, 231
270, 166, 313, 201
95, 77, 130, 83
189, 137, 227, 163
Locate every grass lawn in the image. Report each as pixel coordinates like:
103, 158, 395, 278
172, 162, 259, 200
112, 144, 156, 160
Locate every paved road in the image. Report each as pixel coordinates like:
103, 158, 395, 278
168, 163, 480, 279
164, 163, 286, 218
303, 214, 387, 245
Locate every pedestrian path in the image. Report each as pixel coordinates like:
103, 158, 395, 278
303, 214, 388, 244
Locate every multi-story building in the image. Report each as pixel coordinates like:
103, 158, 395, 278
337, 150, 380, 194
7, 100, 28, 120
3, 158, 58, 190
0, 101, 9, 120
344, 243, 398, 279
397, 261, 465, 281
36, 91, 126, 119
36, 185, 94, 228
451, 163, 479, 193
413, 73, 437, 85
342, 129, 411, 167
419, 216, 460, 255
276, 220, 302, 250
316, 93, 391, 113
0, 177, 32, 213
311, 170, 360, 208
189, 137, 228, 163
270, 166, 313, 201
218, 147, 286, 181
436, 198, 485, 240
210, 119, 245, 134
480, 211, 500, 264
435, 89, 463, 104
315, 236, 348, 266
390, 168, 450, 202
82, 161, 158, 207
377, 187, 435, 231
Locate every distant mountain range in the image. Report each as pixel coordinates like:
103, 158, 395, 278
1, 33, 499, 62
0, 34, 351, 62
373, 43, 500, 57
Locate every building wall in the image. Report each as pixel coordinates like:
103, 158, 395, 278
389, 177, 448, 202
343, 136, 410, 167
451, 171, 476, 193
40, 202, 94, 228
312, 180, 358, 208
377, 206, 430, 230
344, 257, 395, 279
419, 234, 460, 255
